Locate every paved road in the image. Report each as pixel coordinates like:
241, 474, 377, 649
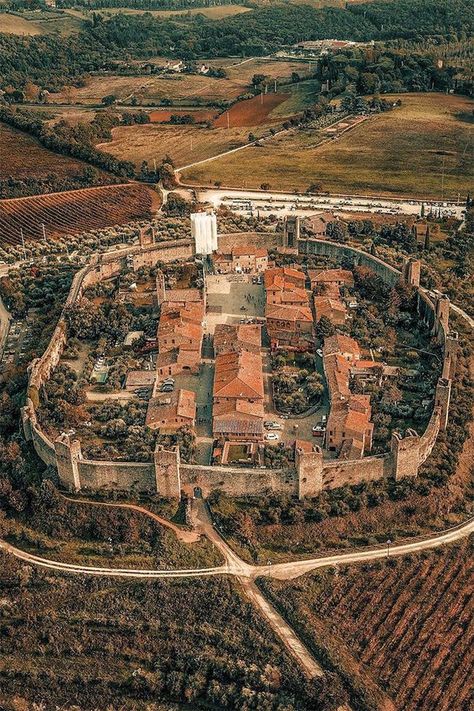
191, 187, 465, 220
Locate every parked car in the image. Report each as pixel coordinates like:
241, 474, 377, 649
321, 414, 327, 424
312, 425, 326, 436
316, 348, 323, 357
264, 421, 282, 430
160, 384, 174, 392
162, 377, 175, 385
265, 433, 280, 441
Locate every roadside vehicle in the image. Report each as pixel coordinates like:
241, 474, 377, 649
264, 421, 282, 430
312, 424, 325, 436
265, 432, 280, 441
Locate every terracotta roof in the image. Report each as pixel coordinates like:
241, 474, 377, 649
213, 399, 264, 419
309, 269, 354, 286
313, 296, 347, 322
163, 288, 202, 303
213, 418, 264, 435
266, 303, 313, 323
146, 388, 196, 427
213, 350, 264, 400
214, 323, 261, 353
264, 267, 305, 290
323, 334, 361, 359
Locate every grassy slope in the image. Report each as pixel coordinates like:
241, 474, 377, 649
0, 122, 100, 180
0, 12, 43, 34
183, 93, 474, 199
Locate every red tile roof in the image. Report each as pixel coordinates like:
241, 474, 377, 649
213, 350, 264, 400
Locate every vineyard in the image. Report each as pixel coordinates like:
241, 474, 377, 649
262, 540, 473, 711
0, 184, 160, 247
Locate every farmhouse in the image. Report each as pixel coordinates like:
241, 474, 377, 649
309, 268, 354, 290
146, 388, 196, 432
125, 370, 156, 391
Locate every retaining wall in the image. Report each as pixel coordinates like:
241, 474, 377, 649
180, 463, 295, 497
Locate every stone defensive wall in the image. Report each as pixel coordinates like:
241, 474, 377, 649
21, 234, 457, 499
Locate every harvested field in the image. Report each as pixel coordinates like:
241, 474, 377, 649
183, 93, 474, 199
221, 57, 314, 85
0, 122, 98, 181
262, 540, 474, 711
0, 184, 160, 246
0, 12, 43, 34
49, 74, 247, 106
214, 93, 289, 127
97, 123, 255, 169
149, 109, 217, 123
87, 5, 251, 20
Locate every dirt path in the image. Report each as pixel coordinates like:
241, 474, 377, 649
62, 495, 200, 544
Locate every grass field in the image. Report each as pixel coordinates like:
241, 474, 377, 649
0, 11, 43, 34
50, 73, 248, 105
182, 93, 474, 199
87, 4, 251, 20
0, 122, 95, 180
270, 78, 320, 117
97, 123, 255, 168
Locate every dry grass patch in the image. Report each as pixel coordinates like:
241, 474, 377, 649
0, 122, 94, 180
0, 11, 43, 34
50, 73, 248, 105
183, 93, 474, 199
97, 123, 255, 168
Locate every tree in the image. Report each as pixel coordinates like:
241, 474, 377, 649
316, 315, 335, 339
102, 94, 117, 106
326, 221, 347, 242
307, 182, 323, 194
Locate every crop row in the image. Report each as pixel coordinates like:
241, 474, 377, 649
0, 184, 158, 247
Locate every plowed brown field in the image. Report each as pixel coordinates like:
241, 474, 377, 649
0, 183, 160, 246
214, 93, 290, 127
0, 122, 98, 181
264, 540, 473, 711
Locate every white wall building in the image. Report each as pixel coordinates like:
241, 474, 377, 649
191, 212, 218, 255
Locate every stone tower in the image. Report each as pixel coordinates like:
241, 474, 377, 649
435, 377, 451, 431
443, 331, 458, 380
391, 430, 421, 480
154, 444, 181, 498
433, 292, 450, 340
283, 215, 300, 248
296, 445, 323, 498
54, 433, 82, 491
155, 269, 166, 305
402, 257, 421, 288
